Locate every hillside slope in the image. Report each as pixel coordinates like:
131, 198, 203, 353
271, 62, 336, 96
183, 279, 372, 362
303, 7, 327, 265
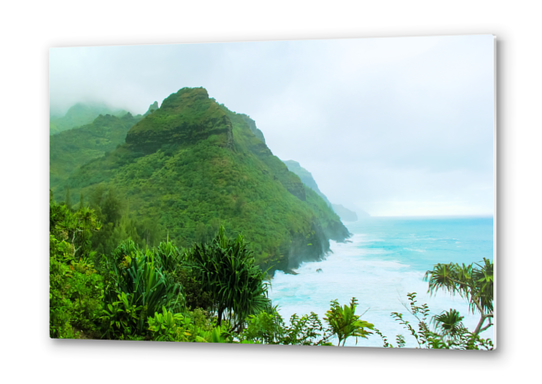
284, 160, 371, 222
50, 113, 141, 196
283, 160, 332, 206
50, 103, 130, 135
62, 87, 349, 272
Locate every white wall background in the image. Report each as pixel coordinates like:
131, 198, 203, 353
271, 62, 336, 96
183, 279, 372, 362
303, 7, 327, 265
1, 0, 538, 382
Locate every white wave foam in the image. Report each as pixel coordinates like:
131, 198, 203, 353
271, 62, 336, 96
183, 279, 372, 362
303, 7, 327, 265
269, 227, 493, 348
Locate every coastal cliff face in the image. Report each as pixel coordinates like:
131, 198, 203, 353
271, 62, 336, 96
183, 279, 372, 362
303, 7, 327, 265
283, 160, 368, 223
283, 160, 331, 205
239, 114, 266, 144
331, 204, 359, 222
58, 87, 350, 273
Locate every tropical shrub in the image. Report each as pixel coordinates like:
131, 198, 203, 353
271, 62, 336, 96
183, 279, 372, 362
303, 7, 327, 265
324, 297, 374, 346
147, 307, 231, 343
240, 307, 333, 345
424, 258, 494, 337
187, 226, 269, 329
49, 196, 103, 339
240, 298, 374, 347
375, 292, 494, 350
100, 240, 183, 339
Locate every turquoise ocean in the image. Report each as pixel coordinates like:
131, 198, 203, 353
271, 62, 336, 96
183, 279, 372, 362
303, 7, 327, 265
268, 216, 495, 348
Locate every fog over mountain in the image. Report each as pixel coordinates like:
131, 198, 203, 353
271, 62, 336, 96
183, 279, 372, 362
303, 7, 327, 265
50, 35, 494, 216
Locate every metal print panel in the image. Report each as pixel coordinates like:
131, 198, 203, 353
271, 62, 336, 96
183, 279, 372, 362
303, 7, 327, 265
49, 34, 495, 349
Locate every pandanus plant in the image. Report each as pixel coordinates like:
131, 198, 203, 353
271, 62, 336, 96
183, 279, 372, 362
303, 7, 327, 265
188, 226, 269, 330
432, 309, 465, 339
424, 258, 493, 336
101, 239, 183, 337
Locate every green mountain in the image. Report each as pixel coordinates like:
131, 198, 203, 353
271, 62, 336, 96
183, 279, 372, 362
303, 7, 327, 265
50, 102, 129, 135
283, 160, 332, 206
143, 101, 159, 116
283, 160, 370, 222
50, 112, 142, 196
60, 87, 350, 272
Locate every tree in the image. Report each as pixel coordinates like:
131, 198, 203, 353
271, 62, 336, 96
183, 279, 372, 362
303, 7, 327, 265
375, 258, 494, 350
424, 258, 494, 336
49, 194, 103, 338
187, 226, 269, 329
102, 188, 123, 225
50, 190, 101, 261
240, 298, 375, 346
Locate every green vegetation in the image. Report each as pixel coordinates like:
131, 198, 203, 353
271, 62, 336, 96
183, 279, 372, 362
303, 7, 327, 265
424, 258, 494, 336
375, 292, 493, 350
144, 101, 159, 116
375, 259, 494, 350
49, 197, 373, 344
283, 159, 332, 206
50, 195, 493, 348
324, 298, 374, 346
284, 160, 362, 222
50, 112, 141, 196
186, 226, 269, 328
49, 193, 103, 338
49, 87, 493, 348
51, 87, 349, 273
50, 102, 130, 135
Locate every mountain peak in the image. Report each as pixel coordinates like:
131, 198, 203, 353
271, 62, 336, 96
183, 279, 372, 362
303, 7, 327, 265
125, 87, 233, 154
143, 101, 159, 116
160, 87, 210, 110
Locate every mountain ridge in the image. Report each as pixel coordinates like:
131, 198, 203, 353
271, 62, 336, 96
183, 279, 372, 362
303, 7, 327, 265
50, 102, 130, 135
50, 112, 142, 197
283, 160, 370, 222
57, 87, 350, 273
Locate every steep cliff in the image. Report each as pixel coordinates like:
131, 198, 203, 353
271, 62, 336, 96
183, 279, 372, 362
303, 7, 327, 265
283, 160, 331, 206
331, 204, 359, 222
283, 160, 368, 223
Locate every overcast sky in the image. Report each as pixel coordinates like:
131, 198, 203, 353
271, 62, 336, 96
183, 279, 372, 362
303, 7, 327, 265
50, 35, 495, 217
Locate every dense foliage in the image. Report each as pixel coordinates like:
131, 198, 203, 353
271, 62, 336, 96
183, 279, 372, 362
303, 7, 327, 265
50, 197, 492, 348
50, 112, 141, 197
49, 87, 493, 349
186, 226, 269, 328
51, 87, 349, 273
49, 194, 103, 338
49, 197, 374, 344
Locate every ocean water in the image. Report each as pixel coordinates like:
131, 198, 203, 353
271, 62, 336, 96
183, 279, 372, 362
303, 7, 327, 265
268, 216, 494, 348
